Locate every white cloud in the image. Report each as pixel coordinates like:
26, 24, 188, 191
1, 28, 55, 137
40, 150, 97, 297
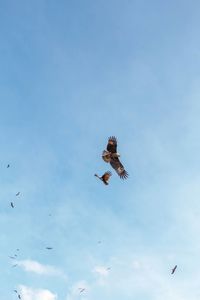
92, 265, 111, 286
93, 266, 110, 277
19, 285, 57, 300
17, 259, 67, 279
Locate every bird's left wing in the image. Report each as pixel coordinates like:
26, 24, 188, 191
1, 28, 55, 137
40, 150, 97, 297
110, 157, 128, 179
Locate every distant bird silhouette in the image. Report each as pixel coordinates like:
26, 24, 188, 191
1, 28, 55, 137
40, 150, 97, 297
171, 265, 177, 274
13, 290, 21, 299
78, 288, 85, 293
7, 164, 10, 168
11, 202, 14, 208
15, 192, 20, 196
9, 256, 16, 259
94, 171, 112, 185
12, 264, 18, 268
46, 247, 53, 250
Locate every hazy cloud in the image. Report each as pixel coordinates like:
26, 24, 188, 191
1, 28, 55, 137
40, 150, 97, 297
19, 285, 57, 300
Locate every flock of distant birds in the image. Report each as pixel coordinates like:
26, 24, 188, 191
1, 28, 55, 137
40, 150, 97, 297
6, 137, 177, 299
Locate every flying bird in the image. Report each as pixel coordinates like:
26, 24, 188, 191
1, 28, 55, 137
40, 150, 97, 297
13, 290, 21, 299
9, 256, 16, 259
7, 164, 10, 168
15, 192, 20, 196
11, 202, 14, 208
171, 265, 177, 274
78, 288, 86, 293
94, 171, 112, 185
46, 247, 53, 250
102, 136, 128, 179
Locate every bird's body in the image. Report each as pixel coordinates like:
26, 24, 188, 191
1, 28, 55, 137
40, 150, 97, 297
94, 171, 112, 185
46, 247, 53, 250
7, 164, 10, 168
102, 137, 128, 179
78, 288, 85, 293
16, 192, 20, 196
171, 265, 177, 274
11, 202, 14, 208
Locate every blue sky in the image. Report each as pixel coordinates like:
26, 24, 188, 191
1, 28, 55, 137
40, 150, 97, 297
1, 0, 200, 299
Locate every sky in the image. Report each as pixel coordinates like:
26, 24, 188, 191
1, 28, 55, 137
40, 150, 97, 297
1, 0, 200, 299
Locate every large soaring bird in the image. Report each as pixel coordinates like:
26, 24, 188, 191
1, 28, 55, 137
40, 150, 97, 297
102, 137, 128, 179
94, 171, 112, 185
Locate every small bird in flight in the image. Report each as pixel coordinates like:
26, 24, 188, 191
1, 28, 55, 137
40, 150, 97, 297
11, 202, 14, 208
46, 247, 53, 250
16, 192, 20, 196
78, 288, 86, 293
94, 171, 112, 185
14, 290, 21, 299
9, 256, 16, 259
171, 265, 177, 274
7, 164, 10, 168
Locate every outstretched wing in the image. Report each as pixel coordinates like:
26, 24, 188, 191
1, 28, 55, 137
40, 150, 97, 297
107, 136, 117, 153
110, 157, 128, 179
